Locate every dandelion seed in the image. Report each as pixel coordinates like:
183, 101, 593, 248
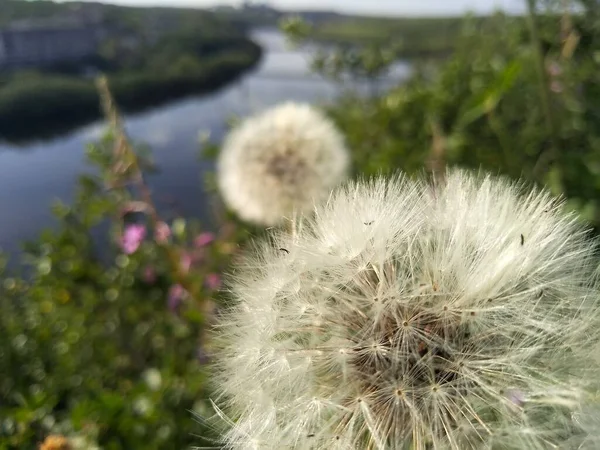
211, 170, 600, 449
217, 102, 349, 226
505, 389, 526, 407
572, 403, 600, 449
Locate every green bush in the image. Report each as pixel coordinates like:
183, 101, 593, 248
326, 7, 600, 227
0, 128, 234, 449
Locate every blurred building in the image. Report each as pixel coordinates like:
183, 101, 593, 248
0, 7, 104, 69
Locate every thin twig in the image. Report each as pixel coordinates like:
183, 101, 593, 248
96, 76, 204, 308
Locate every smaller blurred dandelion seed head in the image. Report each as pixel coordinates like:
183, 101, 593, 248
217, 102, 349, 226
210, 170, 600, 450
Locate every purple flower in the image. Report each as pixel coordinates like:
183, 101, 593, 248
205, 273, 221, 291
155, 221, 171, 244
121, 224, 146, 254
194, 232, 215, 248
143, 266, 156, 284
168, 284, 185, 313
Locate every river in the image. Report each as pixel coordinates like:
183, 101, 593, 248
0, 29, 411, 261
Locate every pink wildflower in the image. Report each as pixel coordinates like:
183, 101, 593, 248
143, 266, 156, 284
154, 221, 171, 244
205, 273, 221, 291
180, 252, 193, 274
194, 232, 215, 248
168, 284, 186, 312
121, 224, 146, 254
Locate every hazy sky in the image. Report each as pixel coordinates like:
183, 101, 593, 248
54, 0, 526, 16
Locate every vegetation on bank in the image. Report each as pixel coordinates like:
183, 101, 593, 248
322, 5, 600, 228
0, 40, 261, 142
303, 12, 581, 60
2, 0, 600, 449
0, 1, 262, 142
0, 0, 245, 33
309, 16, 471, 58
0, 80, 232, 449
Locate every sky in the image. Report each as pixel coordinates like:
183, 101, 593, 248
54, 0, 527, 17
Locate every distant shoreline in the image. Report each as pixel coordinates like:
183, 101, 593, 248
0, 42, 262, 144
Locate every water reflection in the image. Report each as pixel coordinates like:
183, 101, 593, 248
0, 29, 411, 260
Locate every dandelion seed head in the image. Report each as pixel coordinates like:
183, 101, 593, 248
211, 170, 600, 449
217, 102, 349, 226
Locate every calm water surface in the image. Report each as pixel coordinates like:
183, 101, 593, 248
0, 29, 410, 260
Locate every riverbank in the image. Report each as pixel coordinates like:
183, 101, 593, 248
306, 17, 465, 58
0, 41, 262, 143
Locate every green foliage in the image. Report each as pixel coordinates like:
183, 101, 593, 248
0, 0, 237, 34
307, 15, 503, 58
0, 136, 220, 449
281, 17, 397, 89
327, 5, 600, 227
0, 0, 62, 25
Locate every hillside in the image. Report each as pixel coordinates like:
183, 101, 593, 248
0, 0, 246, 35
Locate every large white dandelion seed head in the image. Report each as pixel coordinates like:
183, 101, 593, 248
217, 102, 350, 226
211, 170, 600, 449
